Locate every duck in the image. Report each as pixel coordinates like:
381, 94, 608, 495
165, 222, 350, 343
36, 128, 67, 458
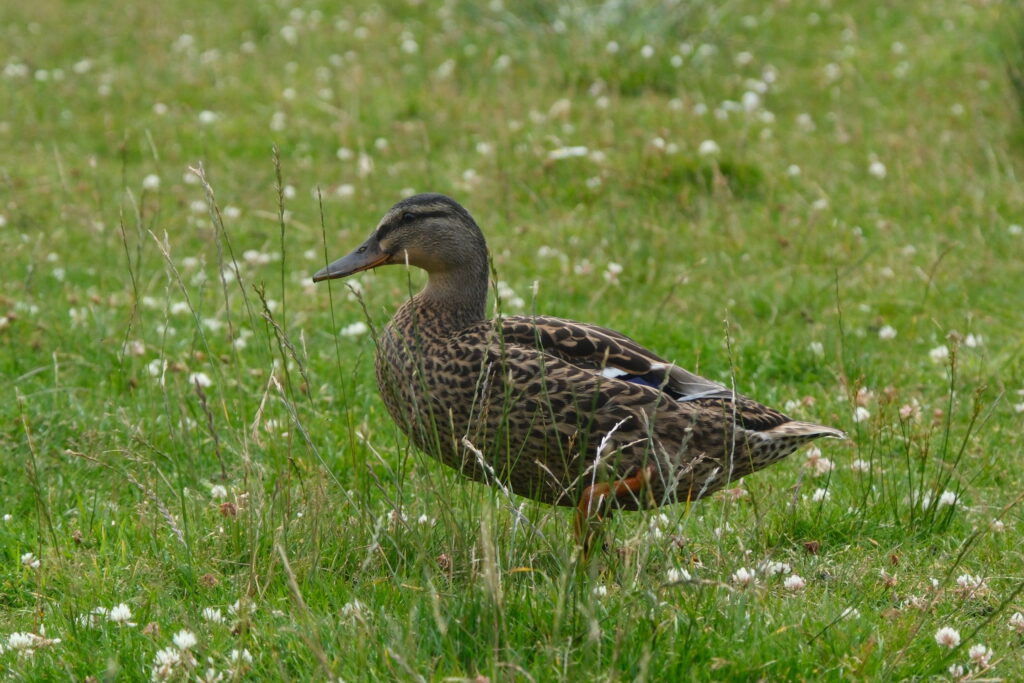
313, 193, 844, 546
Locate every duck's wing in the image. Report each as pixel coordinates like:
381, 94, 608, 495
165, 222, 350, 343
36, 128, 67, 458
498, 315, 733, 402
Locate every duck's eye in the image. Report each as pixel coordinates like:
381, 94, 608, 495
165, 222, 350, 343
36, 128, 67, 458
402, 211, 415, 221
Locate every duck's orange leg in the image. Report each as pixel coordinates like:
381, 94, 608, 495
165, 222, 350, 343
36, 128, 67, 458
575, 465, 655, 555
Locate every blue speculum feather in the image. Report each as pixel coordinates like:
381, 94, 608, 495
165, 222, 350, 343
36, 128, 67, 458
622, 374, 662, 389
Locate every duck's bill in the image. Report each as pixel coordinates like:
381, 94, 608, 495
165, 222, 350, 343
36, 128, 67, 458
312, 236, 389, 282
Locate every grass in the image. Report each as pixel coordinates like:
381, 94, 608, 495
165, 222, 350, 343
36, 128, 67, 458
2, 0, 1023, 679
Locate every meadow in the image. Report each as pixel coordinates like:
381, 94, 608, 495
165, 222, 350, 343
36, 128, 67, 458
2, 0, 1023, 679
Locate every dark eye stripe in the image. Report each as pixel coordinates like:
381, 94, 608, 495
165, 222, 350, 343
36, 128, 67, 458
377, 209, 451, 240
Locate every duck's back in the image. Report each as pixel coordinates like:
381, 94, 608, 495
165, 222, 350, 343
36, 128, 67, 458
374, 309, 840, 508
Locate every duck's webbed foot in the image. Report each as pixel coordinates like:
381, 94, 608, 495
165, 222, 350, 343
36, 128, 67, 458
574, 465, 655, 558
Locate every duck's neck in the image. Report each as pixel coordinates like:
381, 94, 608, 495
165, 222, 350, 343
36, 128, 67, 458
405, 260, 490, 334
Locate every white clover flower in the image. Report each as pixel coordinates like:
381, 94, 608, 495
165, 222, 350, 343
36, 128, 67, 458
698, 140, 720, 157
229, 648, 253, 664
210, 485, 227, 500
199, 667, 223, 682
934, 626, 960, 648
108, 603, 132, 624
202, 607, 225, 624
20, 552, 40, 569
731, 567, 756, 586
605, 41, 619, 54
172, 629, 197, 650
152, 647, 181, 679
808, 341, 824, 356
811, 487, 831, 502
197, 110, 218, 125
956, 573, 985, 597
853, 406, 870, 423
603, 262, 623, 284
937, 490, 958, 507
227, 598, 251, 616
142, 174, 161, 190
763, 561, 791, 576
786, 164, 801, 177
547, 146, 588, 161
1009, 224, 1022, 236
667, 568, 691, 583
341, 599, 366, 620
968, 643, 991, 667
1009, 611, 1024, 633
147, 359, 168, 378
948, 664, 965, 678
868, 161, 887, 179
188, 372, 213, 388
741, 91, 760, 111
640, 45, 654, 59
850, 459, 871, 473
878, 325, 897, 340
8, 632, 36, 651
804, 446, 834, 476
964, 334, 983, 348
929, 345, 949, 363
340, 321, 368, 337
783, 574, 806, 591
592, 585, 608, 597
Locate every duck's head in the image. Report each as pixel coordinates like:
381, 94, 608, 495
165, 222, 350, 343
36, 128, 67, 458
312, 193, 488, 283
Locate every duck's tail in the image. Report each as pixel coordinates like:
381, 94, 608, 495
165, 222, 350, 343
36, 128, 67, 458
769, 421, 847, 441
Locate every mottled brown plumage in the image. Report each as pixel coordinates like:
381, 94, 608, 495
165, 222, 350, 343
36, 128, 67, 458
314, 194, 844, 519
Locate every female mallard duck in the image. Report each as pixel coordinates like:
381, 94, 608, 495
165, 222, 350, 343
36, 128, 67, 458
314, 194, 843, 542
